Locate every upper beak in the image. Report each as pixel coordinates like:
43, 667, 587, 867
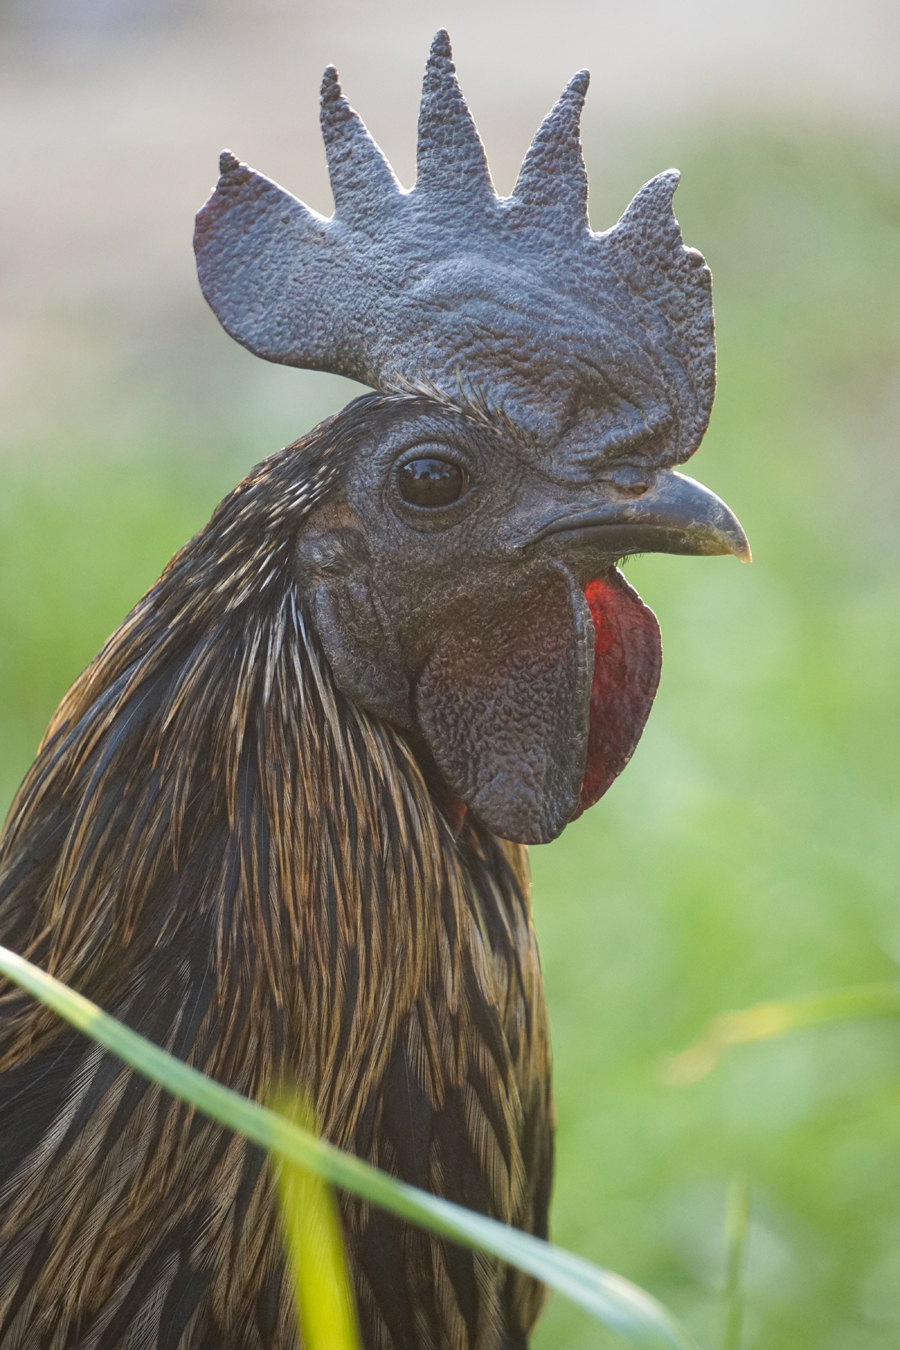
530, 470, 751, 563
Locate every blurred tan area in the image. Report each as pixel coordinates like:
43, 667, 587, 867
1, 0, 898, 454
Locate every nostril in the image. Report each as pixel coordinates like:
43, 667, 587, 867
603, 466, 653, 498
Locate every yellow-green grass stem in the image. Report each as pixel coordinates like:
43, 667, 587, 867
273, 1090, 362, 1350
722, 1176, 750, 1350
664, 983, 900, 1085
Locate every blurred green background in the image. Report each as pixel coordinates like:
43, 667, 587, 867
2, 3, 900, 1347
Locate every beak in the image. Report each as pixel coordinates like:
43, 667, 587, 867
531, 470, 751, 563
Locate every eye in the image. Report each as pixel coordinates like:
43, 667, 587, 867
397, 456, 470, 508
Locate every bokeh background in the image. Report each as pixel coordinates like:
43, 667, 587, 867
2, 1, 899, 1345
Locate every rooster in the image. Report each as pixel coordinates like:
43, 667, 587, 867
0, 31, 747, 1350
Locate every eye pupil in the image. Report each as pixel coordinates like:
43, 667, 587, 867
398, 457, 468, 508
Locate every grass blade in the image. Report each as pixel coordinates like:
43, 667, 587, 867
722, 1176, 750, 1350
273, 1091, 362, 1350
662, 983, 900, 1085
0, 943, 697, 1350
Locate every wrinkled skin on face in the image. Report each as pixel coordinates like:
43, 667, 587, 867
295, 392, 748, 844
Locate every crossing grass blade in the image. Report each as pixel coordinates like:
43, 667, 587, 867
662, 983, 900, 1085
272, 1090, 362, 1350
0, 943, 698, 1350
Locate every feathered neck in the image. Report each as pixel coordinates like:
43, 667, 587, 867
0, 428, 522, 1139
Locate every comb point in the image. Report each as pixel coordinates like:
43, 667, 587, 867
512, 70, 591, 223
319, 60, 401, 221
416, 28, 493, 202
430, 28, 452, 60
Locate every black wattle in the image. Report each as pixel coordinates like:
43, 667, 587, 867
414, 561, 594, 845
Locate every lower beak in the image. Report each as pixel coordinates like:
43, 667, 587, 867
531, 470, 751, 563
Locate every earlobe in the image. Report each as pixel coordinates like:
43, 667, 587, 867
298, 521, 416, 728
414, 561, 594, 844
312, 580, 414, 728
295, 523, 370, 579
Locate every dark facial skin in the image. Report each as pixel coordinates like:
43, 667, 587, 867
295, 393, 748, 844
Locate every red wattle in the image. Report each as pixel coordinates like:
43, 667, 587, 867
578, 575, 663, 815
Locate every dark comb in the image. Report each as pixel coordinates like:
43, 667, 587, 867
194, 30, 715, 466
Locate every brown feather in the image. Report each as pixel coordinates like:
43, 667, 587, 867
0, 400, 553, 1349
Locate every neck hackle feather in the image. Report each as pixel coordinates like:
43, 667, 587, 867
0, 399, 552, 1349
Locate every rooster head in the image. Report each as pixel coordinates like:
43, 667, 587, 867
194, 31, 748, 843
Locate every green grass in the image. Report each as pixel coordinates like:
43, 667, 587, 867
1, 128, 899, 1347
530, 129, 900, 1349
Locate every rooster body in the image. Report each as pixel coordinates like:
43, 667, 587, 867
0, 30, 748, 1350
0, 405, 551, 1349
